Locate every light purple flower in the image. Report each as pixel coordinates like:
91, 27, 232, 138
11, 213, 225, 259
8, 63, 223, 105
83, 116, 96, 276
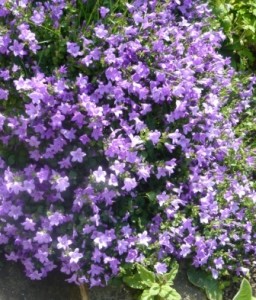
0, 88, 8, 100
154, 262, 167, 274
57, 235, 72, 250
94, 25, 108, 39
122, 177, 137, 192
137, 231, 151, 246
99, 6, 110, 18
70, 148, 86, 162
69, 248, 83, 263
34, 232, 52, 244
22, 218, 36, 231
93, 166, 107, 183
55, 176, 70, 192
67, 42, 81, 57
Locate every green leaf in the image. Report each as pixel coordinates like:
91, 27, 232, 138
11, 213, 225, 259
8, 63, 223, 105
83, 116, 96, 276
146, 191, 156, 202
123, 274, 147, 290
159, 285, 181, 300
137, 264, 155, 287
149, 283, 160, 296
187, 268, 223, 300
140, 289, 154, 300
162, 261, 179, 284
233, 278, 253, 300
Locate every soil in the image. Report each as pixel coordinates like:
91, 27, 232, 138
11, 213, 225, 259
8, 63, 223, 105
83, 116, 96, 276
0, 257, 132, 300
1, 256, 255, 300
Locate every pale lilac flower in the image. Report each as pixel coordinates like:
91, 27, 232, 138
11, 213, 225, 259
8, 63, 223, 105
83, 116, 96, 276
8, 205, 22, 220
137, 165, 151, 181
67, 42, 81, 57
22, 218, 36, 231
126, 249, 138, 263
58, 157, 71, 169
69, 248, 83, 263
49, 212, 64, 226
23, 179, 35, 194
30, 10, 45, 25
93, 167, 106, 183
137, 231, 151, 246
27, 136, 40, 147
154, 262, 167, 274
70, 148, 86, 162
108, 174, 118, 186
156, 192, 169, 206
34, 232, 52, 244
9, 40, 26, 57
99, 6, 110, 18
94, 25, 108, 38
55, 176, 70, 192
122, 177, 137, 192
214, 257, 224, 270
0, 88, 8, 100
57, 235, 72, 250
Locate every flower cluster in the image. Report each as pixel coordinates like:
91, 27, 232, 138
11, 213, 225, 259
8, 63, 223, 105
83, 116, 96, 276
0, 0, 255, 286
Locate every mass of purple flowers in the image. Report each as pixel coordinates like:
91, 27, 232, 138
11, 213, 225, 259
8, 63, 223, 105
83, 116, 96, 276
0, 0, 255, 287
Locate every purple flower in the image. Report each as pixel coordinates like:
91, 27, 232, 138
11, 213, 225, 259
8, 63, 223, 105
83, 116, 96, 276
94, 25, 108, 39
57, 235, 72, 250
122, 177, 137, 192
126, 249, 138, 263
99, 6, 110, 18
93, 167, 107, 183
148, 130, 161, 145
70, 148, 86, 162
49, 212, 65, 226
55, 176, 70, 192
9, 40, 26, 57
34, 232, 52, 244
8, 205, 22, 220
154, 262, 167, 274
22, 218, 36, 231
68, 248, 83, 263
156, 192, 169, 206
30, 10, 45, 25
67, 42, 81, 57
94, 230, 116, 249
58, 157, 71, 169
214, 257, 224, 270
137, 231, 151, 246
0, 88, 8, 100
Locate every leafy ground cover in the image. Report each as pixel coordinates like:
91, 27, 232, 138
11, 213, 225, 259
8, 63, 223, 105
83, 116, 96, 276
0, 0, 255, 299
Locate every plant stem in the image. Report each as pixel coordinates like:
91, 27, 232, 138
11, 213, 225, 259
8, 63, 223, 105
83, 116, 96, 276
79, 284, 89, 300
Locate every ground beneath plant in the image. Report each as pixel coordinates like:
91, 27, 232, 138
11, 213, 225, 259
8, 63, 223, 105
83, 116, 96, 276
0, 257, 254, 300
0, 257, 206, 300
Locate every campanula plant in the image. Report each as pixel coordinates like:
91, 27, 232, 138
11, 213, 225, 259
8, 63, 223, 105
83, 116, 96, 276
0, 0, 255, 293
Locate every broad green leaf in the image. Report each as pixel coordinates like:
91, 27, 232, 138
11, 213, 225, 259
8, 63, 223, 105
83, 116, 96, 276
123, 274, 147, 290
140, 289, 154, 300
149, 283, 160, 296
187, 268, 223, 300
162, 261, 179, 284
233, 278, 252, 300
159, 285, 181, 300
166, 290, 182, 300
159, 285, 173, 297
137, 264, 155, 287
